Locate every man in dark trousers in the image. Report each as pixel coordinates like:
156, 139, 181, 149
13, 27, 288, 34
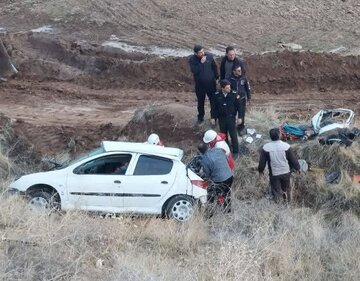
220, 46, 246, 80
198, 143, 233, 213
211, 79, 241, 159
229, 64, 251, 135
258, 128, 300, 203
189, 45, 219, 124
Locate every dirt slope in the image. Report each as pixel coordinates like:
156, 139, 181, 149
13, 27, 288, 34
0, 2, 359, 157
0, 33, 359, 156
1, 0, 360, 54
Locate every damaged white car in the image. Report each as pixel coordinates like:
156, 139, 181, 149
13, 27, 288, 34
280, 108, 355, 140
311, 108, 355, 135
8, 141, 208, 222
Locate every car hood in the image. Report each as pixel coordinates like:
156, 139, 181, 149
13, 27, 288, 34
9, 169, 67, 192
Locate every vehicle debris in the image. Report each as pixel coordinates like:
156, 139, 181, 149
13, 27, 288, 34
280, 108, 355, 141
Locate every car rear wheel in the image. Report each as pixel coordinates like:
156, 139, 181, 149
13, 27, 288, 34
28, 190, 60, 211
166, 195, 194, 222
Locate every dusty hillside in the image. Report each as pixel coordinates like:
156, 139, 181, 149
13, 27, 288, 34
0, 31, 359, 155
1, 0, 360, 55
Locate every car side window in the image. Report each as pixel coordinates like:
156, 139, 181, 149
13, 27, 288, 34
133, 155, 173, 176
73, 154, 132, 175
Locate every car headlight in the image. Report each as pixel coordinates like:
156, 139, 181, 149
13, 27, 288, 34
13, 175, 22, 181
7, 188, 22, 196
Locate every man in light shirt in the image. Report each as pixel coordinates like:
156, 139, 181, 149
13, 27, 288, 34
258, 128, 300, 203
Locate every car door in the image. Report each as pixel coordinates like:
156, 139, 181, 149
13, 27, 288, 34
66, 153, 133, 212
122, 154, 177, 213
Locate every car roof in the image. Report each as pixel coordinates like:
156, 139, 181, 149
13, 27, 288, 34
101, 141, 184, 159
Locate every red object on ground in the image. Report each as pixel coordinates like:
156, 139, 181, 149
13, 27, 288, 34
217, 194, 225, 206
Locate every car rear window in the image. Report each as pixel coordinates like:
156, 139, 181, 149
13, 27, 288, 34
133, 155, 173, 175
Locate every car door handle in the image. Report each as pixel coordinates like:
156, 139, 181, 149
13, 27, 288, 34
161, 181, 168, 184
114, 180, 121, 184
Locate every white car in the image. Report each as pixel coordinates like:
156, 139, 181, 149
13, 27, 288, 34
311, 108, 355, 135
9, 141, 208, 222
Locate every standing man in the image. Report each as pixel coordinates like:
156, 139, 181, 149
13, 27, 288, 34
211, 79, 241, 159
198, 143, 233, 212
258, 128, 301, 203
189, 45, 219, 124
220, 46, 246, 80
229, 64, 251, 135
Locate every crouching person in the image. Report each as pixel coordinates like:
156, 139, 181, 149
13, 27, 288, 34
258, 128, 300, 203
198, 143, 233, 213
203, 129, 235, 171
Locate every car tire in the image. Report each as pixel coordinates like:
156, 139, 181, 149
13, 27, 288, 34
165, 195, 195, 222
28, 190, 60, 211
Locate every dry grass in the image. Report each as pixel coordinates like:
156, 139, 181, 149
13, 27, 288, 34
1, 108, 360, 280
1, 195, 360, 280
0, 150, 11, 181
246, 106, 281, 136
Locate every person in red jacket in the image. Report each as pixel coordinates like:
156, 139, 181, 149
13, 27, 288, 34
203, 129, 235, 171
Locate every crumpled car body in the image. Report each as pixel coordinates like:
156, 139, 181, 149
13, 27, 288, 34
311, 108, 355, 135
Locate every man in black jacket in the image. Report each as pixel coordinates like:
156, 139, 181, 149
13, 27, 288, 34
229, 64, 251, 135
220, 46, 246, 80
211, 79, 241, 159
189, 45, 219, 124
258, 128, 300, 203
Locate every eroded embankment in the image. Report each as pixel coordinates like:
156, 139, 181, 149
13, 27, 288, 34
2, 32, 360, 93
0, 32, 359, 157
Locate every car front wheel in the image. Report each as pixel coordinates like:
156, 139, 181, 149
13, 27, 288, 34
166, 195, 195, 222
28, 190, 60, 211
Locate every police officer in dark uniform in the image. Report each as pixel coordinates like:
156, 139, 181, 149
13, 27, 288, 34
210, 79, 241, 159
229, 64, 251, 135
189, 45, 219, 124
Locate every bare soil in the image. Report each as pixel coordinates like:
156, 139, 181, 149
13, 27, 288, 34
1, 0, 360, 55
0, 2, 359, 158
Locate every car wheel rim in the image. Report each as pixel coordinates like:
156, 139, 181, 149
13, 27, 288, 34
171, 200, 193, 221
29, 197, 50, 209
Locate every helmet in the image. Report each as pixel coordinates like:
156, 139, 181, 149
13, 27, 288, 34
203, 130, 217, 144
147, 133, 160, 145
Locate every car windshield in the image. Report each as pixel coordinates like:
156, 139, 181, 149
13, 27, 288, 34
61, 147, 105, 169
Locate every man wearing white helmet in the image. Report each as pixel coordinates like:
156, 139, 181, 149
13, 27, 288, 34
146, 133, 164, 146
203, 129, 235, 171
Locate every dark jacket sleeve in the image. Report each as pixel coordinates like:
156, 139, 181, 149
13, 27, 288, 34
235, 94, 242, 118
245, 77, 251, 100
220, 57, 226, 80
211, 94, 219, 119
230, 77, 237, 93
286, 147, 300, 171
211, 56, 219, 80
258, 148, 268, 173
189, 55, 201, 79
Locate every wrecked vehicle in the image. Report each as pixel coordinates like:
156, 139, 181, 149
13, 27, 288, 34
311, 108, 355, 135
318, 127, 359, 147
8, 141, 208, 222
280, 108, 355, 141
